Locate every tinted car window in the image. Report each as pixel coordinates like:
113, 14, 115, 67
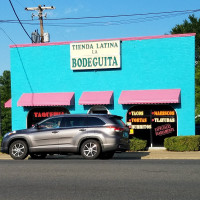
60, 117, 85, 127
109, 117, 125, 127
38, 118, 62, 129
85, 117, 105, 126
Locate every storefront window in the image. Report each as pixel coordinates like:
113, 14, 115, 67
88, 106, 110, 114
126, 105, 177, 147
27, 107, 69, 128
38, 117, 62, 129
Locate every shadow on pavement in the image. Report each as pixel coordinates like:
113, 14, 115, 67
27, 152, 150, 160
113, 152, 150, 160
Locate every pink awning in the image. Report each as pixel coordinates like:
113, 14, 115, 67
79, 91, 113, 105
4, 99, 12, 108
17, 92, 75, 107
118, 89, 181, 104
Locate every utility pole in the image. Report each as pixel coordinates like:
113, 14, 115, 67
25, 5, 55, 43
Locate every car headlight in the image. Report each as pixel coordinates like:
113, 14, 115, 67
4, 131, 16, 138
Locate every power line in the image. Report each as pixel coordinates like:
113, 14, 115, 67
42, 8, 200, 21
8, 0, 33, 42
0, 26, 34, 93
0, 26, 16, 45
1, 8, 200, 23
42, 11, 200, 27
14, 0, 25, 9
1, 9, 199, 28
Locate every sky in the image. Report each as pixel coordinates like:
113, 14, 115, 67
1, 0, 200, 75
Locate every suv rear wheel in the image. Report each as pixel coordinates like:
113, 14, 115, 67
9, 140, 28, 160
81, 139, 101, 159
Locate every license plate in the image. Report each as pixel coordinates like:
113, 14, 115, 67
123, 132, 129, 138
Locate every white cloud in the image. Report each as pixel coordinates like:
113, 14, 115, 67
65, 7, 79, 15
65, 28, 76, 33
64, 5, 84, 15
45, 10, 58, 18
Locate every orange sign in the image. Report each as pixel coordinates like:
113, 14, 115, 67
130, 118, 147, 123
152, 111, 175, 116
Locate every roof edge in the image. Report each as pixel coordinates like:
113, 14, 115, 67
10, 33, 196, 48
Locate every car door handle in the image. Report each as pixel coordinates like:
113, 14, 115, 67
52, 131, 59, 133
79, 128, 86, 131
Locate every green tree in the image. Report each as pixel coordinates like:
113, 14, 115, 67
170, 15, 200, 123
170, 14, 200, 60
0, 70, 11, 136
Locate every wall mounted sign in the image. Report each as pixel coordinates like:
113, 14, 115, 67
154, 124, 175, 136
70, 40, 120, 70
33, 112, 65, 118
27, 107, 69, 128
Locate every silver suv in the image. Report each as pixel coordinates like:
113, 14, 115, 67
1, 114, 130, 160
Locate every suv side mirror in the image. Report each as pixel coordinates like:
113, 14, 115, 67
34, 124, 40, 129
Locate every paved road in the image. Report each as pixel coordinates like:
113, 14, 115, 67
0, 158, 200, 200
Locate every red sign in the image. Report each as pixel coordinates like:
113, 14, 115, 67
155, 124, 175, 136
33, 112, 65, 118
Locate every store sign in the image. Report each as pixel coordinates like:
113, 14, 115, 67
152, 111, 175, 116
127, 110, 151, 132
70, 40, 121, 70
155, 124, 175, 136
153, 118, 175, 123
131, 125, 152, 129
33, 112, 65, 118
27, 107, 68, 128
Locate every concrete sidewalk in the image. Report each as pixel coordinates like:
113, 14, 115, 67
126, 149, 200, 160
1, 149, 200, 160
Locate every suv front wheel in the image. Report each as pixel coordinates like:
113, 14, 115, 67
9, 140, 28, 160
81, 139, 101, 159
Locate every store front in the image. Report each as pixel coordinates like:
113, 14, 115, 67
6, 33, 196, 147
126, 105, 177, 147
118, 89, 180, 147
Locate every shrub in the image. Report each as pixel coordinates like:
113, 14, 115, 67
129, 137, 147, 151
164, 136, 200, 151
